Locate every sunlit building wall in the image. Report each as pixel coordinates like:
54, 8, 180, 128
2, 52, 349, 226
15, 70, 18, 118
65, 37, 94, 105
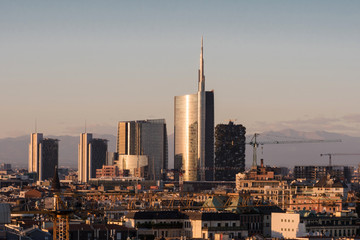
174, 38, 214, 181
28, 133, 58, 181
116, 119, 168, 180
78, 133, 108, 183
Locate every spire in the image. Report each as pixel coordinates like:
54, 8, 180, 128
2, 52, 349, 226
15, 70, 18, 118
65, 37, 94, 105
51, 165, 61, 192
198, 36, 205, 92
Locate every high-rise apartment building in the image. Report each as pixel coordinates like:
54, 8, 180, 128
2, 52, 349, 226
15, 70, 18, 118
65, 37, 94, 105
116, 119, 168, 180
28, 133, 59, 181
78, 133, 108, 183
294, 165, 354, 182
174, 38, 214, 181
215, 121, 246, 181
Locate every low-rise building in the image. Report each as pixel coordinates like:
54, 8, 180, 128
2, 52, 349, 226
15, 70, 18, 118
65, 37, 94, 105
271, 212, 306, 239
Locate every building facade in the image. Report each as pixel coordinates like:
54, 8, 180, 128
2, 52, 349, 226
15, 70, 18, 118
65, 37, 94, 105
28, 133, 59, 181
294, 165, 354, 182
174, 38, 214, 181
116, 119, 168, 181
78, 133, 108, 183
215, 121, 246, 181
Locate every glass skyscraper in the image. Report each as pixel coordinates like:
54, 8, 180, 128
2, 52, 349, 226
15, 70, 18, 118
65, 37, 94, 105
174, 38, 214, 181
117, 119, 168, 181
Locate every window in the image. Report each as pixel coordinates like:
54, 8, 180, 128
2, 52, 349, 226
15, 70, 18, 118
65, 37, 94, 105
217, 223, 221, 227
233, 223, 236, 227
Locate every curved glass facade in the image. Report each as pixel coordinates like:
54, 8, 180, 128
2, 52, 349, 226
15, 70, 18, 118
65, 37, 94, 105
174, 39, 214, 181
174, 94, 199, 181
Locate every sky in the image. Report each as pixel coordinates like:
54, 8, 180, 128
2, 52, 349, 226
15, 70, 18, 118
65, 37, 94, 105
1, 1, 360, 139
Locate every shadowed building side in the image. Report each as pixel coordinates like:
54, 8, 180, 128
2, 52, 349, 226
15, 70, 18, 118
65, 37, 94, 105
78, 133, 107, 183
215, 121, 246, 181
29, 133, 59, 181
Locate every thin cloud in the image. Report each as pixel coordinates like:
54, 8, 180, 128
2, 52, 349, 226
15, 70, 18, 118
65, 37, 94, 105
343, 114, 360, 123
250, 115, 360, 137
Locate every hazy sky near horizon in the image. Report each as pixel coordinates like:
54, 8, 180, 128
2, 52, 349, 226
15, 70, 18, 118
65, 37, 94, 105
1, 1, 360, 138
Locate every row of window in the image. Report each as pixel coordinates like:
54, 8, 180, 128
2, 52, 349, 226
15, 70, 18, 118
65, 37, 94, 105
281, 228, 295, 232
280, 219, 294, 223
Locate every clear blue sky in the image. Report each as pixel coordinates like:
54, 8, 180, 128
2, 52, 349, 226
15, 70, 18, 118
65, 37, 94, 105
1, 1, 360, 138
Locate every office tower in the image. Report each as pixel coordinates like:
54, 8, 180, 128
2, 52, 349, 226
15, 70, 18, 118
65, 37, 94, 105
214, 121, 246, 181
116, 119, 168, 180
106, 152, 119, 166
78, 133, 108, 183
115, 155, 149, 178
174, 38, 214, 181
0, 163, 11, 170
28, 133, 59, 181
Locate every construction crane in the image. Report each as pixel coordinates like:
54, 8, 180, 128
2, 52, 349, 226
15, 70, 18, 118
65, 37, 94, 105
320, 153, 360, 166
248, 133, 341, 169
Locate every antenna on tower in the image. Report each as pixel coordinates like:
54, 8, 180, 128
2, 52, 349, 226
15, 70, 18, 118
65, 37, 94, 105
35, 118, 37, 133
85, 120, 87, 133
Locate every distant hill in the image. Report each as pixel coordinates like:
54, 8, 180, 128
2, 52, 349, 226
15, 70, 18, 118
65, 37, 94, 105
0, 130, 359, 169
245, 129, 360, 168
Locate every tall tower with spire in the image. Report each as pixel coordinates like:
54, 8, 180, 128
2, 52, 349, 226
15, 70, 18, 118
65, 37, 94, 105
174, 38, 214, 181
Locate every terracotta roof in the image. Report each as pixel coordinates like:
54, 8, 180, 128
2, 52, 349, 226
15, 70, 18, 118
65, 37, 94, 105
125, 210, 186, 220
314, 175, 347, 188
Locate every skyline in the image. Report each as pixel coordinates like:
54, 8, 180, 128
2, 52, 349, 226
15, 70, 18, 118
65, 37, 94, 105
1, 1, 360, 138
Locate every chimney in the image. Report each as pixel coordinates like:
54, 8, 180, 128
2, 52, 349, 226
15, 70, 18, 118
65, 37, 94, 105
260, 159, 264, 168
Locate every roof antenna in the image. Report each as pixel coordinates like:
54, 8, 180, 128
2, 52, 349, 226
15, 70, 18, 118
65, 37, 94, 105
35, 118, 37, 133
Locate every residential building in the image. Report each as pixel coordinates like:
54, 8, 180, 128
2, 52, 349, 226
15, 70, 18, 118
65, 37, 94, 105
78, 133, 107, 183
215, 121, 246, 181
271, 212, 306, 239
117, 119, 168, 181
301, 211, 358, 238
185, 212, 248, 239
294, 165, 354, 182
124, 211, 186, 239
174, 38, 214, 181
288, 175, 348, 213
96, 165, 119, 178
236, 159, 291, 209
28, 133, 59, 181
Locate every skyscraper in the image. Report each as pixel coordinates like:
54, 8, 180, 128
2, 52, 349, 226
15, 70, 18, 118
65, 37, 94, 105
28, 133, 59, 181
174, 38, 214, 181
215, 121, 246, 181
116, 119, 168, 180
78, 133, 108, 183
